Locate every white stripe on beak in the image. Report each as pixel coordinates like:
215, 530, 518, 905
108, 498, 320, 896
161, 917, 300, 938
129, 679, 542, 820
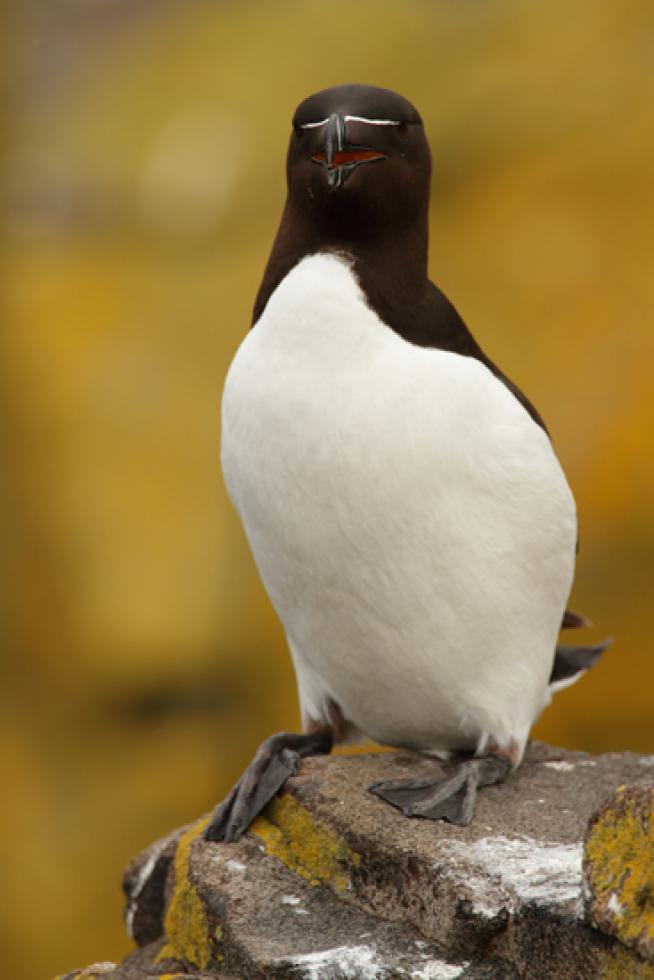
300, 115, 401, 130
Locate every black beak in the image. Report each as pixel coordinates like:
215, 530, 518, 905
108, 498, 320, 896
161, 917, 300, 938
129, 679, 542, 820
324, 113, 347, 188
311, 112, 386, 190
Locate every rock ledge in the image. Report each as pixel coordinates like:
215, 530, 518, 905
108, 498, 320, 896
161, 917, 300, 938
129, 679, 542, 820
59, 742, 654, 979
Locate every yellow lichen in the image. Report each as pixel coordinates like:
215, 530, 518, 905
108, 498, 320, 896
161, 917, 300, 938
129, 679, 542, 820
155, 942, 178, 963
159, 975, 186, 980
601, 944, 654, 978
163, 816, 214, 970
585, 787, 654, 954
251, 793, 360, 891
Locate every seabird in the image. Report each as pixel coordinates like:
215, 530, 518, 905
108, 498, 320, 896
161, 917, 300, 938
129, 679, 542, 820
204, 84, 609, 843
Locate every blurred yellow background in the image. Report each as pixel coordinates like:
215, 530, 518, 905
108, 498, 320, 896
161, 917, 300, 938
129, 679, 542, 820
3, 1, 653, 977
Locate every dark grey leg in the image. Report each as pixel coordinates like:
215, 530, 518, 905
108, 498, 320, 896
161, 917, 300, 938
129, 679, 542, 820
204, 730, 333, 843
369, 755, 511, 826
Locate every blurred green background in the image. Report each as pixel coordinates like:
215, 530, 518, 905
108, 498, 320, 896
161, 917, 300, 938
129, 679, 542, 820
3, 1, 653, 977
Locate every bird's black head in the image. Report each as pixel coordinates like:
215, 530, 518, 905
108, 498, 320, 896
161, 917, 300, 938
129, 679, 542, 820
252, 85, 431, 324
286, 84, 431, 240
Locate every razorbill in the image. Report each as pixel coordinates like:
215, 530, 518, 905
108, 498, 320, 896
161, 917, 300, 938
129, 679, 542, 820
205, 84, 609, 843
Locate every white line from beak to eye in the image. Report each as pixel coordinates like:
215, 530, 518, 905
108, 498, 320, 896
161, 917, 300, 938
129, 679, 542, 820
300, 116, 401, 129
345, 115, 401, 126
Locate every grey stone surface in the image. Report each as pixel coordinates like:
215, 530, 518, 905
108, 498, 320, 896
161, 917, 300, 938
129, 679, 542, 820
195, 831, 501, 978
66, 742, 654, 978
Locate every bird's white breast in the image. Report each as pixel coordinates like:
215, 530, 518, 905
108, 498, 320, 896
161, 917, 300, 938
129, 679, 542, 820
221, 253, 576, 756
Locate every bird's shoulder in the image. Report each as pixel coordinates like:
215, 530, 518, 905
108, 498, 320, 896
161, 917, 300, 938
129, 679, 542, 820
363, 274, 549, 435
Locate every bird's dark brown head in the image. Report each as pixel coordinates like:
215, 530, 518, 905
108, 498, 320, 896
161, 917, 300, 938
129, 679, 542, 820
286, 84, 431, 240
252, 84, 431, 323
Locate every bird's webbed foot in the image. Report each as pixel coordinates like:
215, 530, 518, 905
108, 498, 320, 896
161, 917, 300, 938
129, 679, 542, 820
369, 754, 511, 827
204, 729, 333, 843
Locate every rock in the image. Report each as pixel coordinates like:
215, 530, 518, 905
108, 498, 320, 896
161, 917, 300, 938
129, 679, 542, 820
53, 965, 120, 980
122, 824, 188, 947
66, 742, 654, 979
584, 783, 654, 965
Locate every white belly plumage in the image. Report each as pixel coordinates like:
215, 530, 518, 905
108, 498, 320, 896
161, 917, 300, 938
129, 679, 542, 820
221, 253, 576, 759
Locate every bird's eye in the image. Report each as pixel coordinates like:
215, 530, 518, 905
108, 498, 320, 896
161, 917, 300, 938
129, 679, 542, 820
397, 121, 408, 135
294, 124, 303, 139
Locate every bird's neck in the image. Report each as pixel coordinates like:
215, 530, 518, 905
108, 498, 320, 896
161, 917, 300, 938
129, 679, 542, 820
252, 200, 429, 326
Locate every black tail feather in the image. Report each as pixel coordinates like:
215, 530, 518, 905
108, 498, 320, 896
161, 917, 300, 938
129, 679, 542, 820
550, 637, 613, 685
562, 608, 593, 630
